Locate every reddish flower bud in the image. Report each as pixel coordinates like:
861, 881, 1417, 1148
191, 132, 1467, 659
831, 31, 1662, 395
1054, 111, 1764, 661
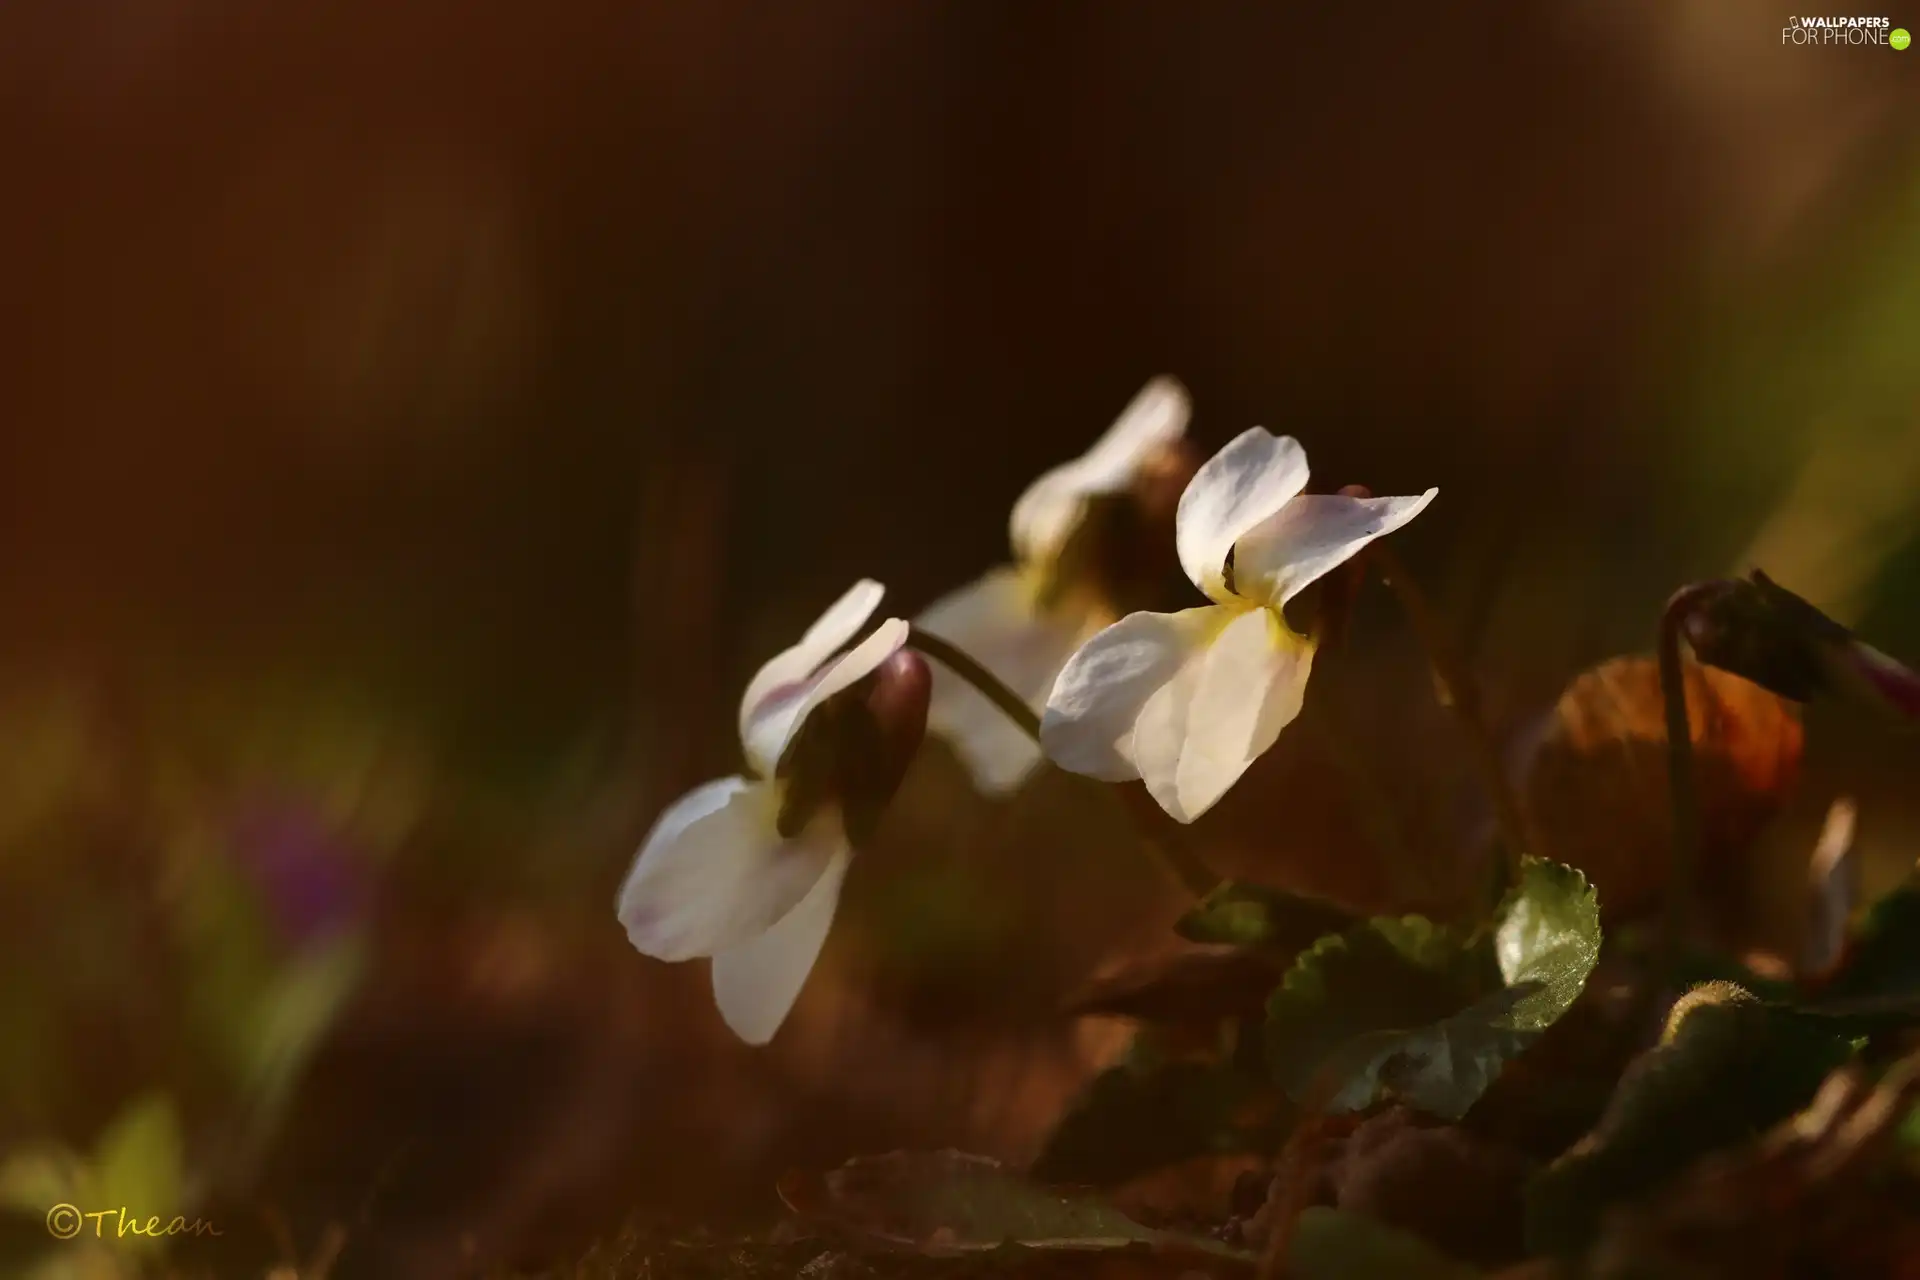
1677, 573, 1839, 703
857, 648, 932, 828
1678, 570, 1920, 724
774, 649, 930, 847
1822, 638, 1920, 722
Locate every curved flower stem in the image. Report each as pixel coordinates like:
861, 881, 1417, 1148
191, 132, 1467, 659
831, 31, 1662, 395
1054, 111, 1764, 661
1655, 584, 1716, 1000
905, 625, 1220, 900
905, 626, 1042, 741
1371, 545, 1530, 902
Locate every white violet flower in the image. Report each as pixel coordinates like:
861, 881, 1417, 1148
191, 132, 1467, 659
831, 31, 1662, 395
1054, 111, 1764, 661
1039, 428, 1436, 823
617, 580, 926, 1045
918, 378, 1192, 793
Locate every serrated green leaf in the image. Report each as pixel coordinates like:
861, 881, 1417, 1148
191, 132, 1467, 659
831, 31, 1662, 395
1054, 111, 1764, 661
1524, 994, 1853, 1257
1267, 860, 1601, 1122
1494, 859, 1602, 1024
1287, 1207, 1483, 1279
1175, 881, 1355, 951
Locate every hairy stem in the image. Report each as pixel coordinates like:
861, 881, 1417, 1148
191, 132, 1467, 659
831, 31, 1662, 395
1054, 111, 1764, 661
906, 625, 1219, 899
1372, 545, 1530, 901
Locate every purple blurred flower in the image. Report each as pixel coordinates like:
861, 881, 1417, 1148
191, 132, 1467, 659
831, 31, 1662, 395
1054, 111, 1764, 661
228, 799, 370, 945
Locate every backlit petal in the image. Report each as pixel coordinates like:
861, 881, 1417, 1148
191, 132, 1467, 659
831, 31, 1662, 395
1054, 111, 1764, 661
1175, 428, 1310, 603
1009, 378, 1190, 567
1132, 607, 1315, 823
779, 616, 910, 746
1039, 607, 1222, 781
709, 844, 852, 1045
1232, 490, 1438, 608
616, 777, 838, 962
919, 567, 1087, 793
738, 580, 885, 769
742, 616, 910, 778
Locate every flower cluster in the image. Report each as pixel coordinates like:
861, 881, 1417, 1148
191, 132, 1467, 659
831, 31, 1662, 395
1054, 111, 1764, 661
618, 380, 1437, 1043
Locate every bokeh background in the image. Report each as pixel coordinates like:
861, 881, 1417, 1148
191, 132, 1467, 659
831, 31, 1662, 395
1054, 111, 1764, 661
2, 3, 1918, 1276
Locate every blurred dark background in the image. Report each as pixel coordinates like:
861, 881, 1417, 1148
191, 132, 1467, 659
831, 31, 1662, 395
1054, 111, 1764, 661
2, 3, 1918, 1276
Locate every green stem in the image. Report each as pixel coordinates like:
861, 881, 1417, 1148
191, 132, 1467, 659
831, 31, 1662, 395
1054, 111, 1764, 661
1655, 584, 1715, 998
906, 625, 1220, 900
1372, 545, 1530, 903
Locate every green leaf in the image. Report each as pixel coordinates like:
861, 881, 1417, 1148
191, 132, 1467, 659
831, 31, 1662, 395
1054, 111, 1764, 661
240, 933, 367, 1130
89, 1094, 184, 1253
1525, 989, 1853, 1257
1176, 881, 1355, 951
1287, 1208, 1483, 1280
777, 1150, 1252, 1263
1266, 860, 1601, 1121
0, 1147, 84, 1214
1493, 859, 1603, 1027
1821, 873, 1920, 1003
1032, 1038, 1287, 1185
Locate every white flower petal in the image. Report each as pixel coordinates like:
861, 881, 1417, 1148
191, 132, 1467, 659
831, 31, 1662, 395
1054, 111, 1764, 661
1175, 428, 1310, 603
1039, 607, 1222, 781
780, 614, 910, 738
919, 567, 1088, 793
1009, 377, 1190, 567
617, 777, 839, 961
1132, 606, 1315, 823
738, 579, 885, 769
1232, 490, 1439, 608
742, 616, 909, 779
709, 843, 852, 1045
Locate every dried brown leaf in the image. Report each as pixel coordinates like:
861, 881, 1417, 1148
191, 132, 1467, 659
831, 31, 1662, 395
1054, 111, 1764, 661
1518, 655, 1803, 923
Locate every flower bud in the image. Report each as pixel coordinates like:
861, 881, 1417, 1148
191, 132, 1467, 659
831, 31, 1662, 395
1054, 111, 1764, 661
1661, 980, 1758, 1046
850, 648, 932, 841
774, 649, 930, 847
1820, 637, 1920, 722
1678, 571, 1920, 723
1676, 574, 1840, 703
